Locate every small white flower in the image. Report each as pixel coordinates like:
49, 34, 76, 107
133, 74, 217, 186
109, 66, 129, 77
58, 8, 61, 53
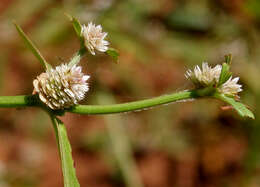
185, 62, 222, 87
33, 64, 90, 110
81, 22, 109, 55
185, 62, 242, 96
219, 77, 242, 96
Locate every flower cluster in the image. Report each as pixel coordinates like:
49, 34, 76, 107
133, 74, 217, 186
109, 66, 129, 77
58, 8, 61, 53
32, 21, 112, 110
33, 64, 89, 110
32, 19, 242, 111
81, 22, 109, 55
185, 62, 242, 96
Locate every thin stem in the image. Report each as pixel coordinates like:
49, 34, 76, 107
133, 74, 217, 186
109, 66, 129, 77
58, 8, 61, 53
69, 90, 196, 114
0, 89, 211, 115
0, 88, 252, 118
68, 47, 86, 67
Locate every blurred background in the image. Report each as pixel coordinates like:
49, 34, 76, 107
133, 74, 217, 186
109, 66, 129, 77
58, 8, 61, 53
0, 0, 259, 186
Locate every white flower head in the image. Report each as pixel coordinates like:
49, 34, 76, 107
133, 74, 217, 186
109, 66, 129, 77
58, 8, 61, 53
185, 62, 242, 96
219, 77, 242, 96
81, 22, 109, 55
185, 62, 222, 87
33, 64, 90, 110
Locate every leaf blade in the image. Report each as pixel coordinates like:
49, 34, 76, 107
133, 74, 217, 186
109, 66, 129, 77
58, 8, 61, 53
65, 13, 82, 38
218, 63, 232, 86
71, 17, 82, 38
65, 14, 85, 48
13, 22, 51, 70
50, 115, 80, 187
214, 93, 255, 119
106, 48, 119, 63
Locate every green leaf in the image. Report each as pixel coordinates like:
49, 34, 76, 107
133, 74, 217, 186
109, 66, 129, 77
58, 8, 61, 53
214, 93, 255, 119
50, 115, 80, 187
72, 17, 82, 38
65, 14, 85, 48
218, 63, 232, 86
106, 48, 119, 63
13, 22, 51, 70
65, 14, 82, 37
71, 18, 82, 38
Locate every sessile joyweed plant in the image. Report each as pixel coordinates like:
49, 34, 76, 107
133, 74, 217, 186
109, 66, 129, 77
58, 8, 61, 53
0, 15, 254, 186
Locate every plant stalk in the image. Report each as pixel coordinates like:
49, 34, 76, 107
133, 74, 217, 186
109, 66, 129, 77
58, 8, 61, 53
70, 90, 195, 114
0, 90, 201, 114
69, 47, 86, 67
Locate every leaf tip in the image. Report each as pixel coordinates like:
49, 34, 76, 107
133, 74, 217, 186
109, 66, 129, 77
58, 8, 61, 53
216, 94, 255, 120
106, 48, 119, 63
224, 54, 232, 65
12, 20, 17, 25
246, 111, 255, 119
64, 12, 73, 21
12, 21, 20, 31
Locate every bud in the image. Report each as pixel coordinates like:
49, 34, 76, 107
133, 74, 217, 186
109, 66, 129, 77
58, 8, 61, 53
33, 64, 90, 110
81, 22, 109, 55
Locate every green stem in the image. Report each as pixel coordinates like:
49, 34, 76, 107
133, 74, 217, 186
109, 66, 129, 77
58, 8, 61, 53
0, 90, 197, 114
69, 90, 196, 114
0, 89, 253, 118
68, 47, 86, 67
0, 95, 39, 108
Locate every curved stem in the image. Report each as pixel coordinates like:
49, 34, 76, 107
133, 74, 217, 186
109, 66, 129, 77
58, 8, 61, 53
0, 90, 198, 114
0, 88, 252, 118
69, 90, 197, 114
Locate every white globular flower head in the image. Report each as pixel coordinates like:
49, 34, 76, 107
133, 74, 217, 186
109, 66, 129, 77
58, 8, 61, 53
81, 22, 109, 55
33, 64, 90, 110
185, 62, 242, 96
